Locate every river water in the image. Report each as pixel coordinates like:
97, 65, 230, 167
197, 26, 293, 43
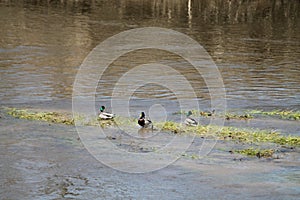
1, 0, 299, 110
1, 0, 300, 199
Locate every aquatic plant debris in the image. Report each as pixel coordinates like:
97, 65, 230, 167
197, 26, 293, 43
5, 107, 300, 158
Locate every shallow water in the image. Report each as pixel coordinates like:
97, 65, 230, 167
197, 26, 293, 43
1, 110, 300, 199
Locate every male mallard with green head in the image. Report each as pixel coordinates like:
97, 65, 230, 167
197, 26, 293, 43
184, 111, 198, 126
99, 106, 115, 120
138, 112, 153, 129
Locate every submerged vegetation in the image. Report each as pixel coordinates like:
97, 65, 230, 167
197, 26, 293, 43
5, 107, 300, 158
173, 110, 253, 120
249, 110, 300, 120
6, 108, 75, 125
142, 119, 300, 159
154, 120, 300, 147
174, 109, 300, 121
234, 148, 275, 158
5, 107, 123, 128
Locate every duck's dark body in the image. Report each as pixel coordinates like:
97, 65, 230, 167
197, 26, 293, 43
138, 112, 153, 128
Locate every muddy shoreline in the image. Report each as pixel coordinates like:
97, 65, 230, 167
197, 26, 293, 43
1, 105, 300, 199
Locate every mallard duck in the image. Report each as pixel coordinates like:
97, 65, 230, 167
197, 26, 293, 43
98, 106, 115, 120
138, 112, 153, 129
184, 111, 198, 126
207, 109, 215, 116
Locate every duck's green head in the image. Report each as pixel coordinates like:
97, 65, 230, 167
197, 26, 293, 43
187, 111, 193, 116
140, 112, 145, 118
100, 106, 105, 112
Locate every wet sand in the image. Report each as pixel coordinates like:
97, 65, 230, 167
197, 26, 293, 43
1, 107, 299, 199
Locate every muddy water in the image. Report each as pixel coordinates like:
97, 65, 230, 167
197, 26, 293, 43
0, 0, 299, 109
1, 0, 300, 199
1, 110, 300, 199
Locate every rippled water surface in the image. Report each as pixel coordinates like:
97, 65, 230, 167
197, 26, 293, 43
1, 0, 299, 110
1, 0, 300, 199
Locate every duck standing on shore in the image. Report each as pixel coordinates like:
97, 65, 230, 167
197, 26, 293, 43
98, 106, 115, 120
184, 111, 198, 126
138, 112, 153, 129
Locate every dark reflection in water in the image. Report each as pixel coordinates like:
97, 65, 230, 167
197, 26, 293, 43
0, 0, 299, 110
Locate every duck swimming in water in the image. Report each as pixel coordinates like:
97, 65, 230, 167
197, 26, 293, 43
98, 106, 115, 120
138, 112, 153, 129
184, 111, 198, 126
